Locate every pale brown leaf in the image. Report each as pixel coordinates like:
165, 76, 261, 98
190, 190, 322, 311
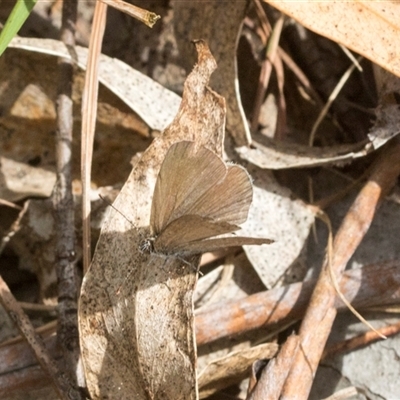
267, 0, 400, 78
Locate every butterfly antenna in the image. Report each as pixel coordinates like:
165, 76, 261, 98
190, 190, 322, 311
99, 194, 135, 227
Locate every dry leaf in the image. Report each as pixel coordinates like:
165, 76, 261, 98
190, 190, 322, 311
267, 0, 400, 78
241, 169, 315, 288
0, 158, 56, 202
78, 41, 225, 400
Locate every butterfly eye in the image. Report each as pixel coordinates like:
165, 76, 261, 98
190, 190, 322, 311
139, 238, 154, 253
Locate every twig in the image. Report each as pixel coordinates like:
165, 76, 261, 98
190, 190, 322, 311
248, 334, 299, 400
280, 137, 400, 399
54, 0, 83, 397
322, 320, 400, 360
308, 56, 363, 146
0, 198, 22, 210
0, 320, 56, 347
195, 259, 400, 345
99, 0, 160, 27
251, 12, 284, 133
0, 276, 77, 400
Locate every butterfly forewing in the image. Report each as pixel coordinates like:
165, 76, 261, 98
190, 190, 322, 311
150, 141, 227, 235
183, 164, 253, 226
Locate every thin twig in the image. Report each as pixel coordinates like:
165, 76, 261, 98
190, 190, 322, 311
322, 320, 400, 360
0, 276, 77, 400
308, 56, 363, 146
54, 0, 83, 397
0, 198, 22, 209
251, 13, 285, 133
99, 0, 160, 27
248, 334, 299, 400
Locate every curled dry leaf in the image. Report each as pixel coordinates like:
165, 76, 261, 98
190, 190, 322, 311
238, 99, 400, 169
237, 137, 372, 169
78, 41, 225, 400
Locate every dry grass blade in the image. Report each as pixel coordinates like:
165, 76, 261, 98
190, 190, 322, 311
81, 1, 107, 272
99, 0, 160, 27
309, 56, 363, 146
251, 14, 284, 133
0, 199, 22, 210
317, 210, 386, 339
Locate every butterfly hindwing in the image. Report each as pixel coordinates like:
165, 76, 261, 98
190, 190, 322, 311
153, 214, 240, 254
175, 236, 274, 254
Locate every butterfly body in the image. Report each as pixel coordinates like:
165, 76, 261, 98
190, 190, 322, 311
145, 141, 273, 257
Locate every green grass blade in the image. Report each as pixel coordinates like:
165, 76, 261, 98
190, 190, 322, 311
0, 0, 38, 57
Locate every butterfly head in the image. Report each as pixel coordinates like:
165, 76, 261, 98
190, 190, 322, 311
139, 237, 155, 253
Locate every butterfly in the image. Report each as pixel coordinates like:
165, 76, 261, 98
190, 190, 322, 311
141, 141, 273, 256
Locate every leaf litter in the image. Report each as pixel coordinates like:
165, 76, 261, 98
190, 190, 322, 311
1, 2, 400, 399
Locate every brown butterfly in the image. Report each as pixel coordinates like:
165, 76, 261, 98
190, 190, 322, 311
141, 141, 273, 255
